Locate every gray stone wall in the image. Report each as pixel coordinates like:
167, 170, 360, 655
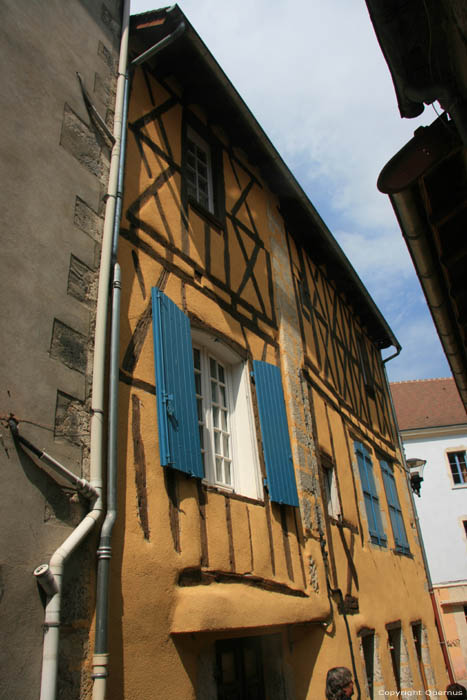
0, 1, 122, 698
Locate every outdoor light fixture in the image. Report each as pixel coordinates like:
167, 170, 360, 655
406, 458, 426, 497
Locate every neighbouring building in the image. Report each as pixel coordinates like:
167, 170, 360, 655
391, 377, 467, 686
365, 0, 467, 410
0, 1, 123, 699
0, 3, 452, 698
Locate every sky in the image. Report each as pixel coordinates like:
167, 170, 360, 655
130, 0, 452, 384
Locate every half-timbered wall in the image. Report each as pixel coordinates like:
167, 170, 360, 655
288, 236, 393, 442
111, 58, 449, 699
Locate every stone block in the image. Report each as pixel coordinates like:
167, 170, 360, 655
97, 40, 114, 72
74, 196, 103, 242
68, 255, 97, 305
55, 391, 89, 450
60, 103, 105, 182
50, 319, 87, 374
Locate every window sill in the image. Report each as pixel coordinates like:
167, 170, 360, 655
392, 547, 413, 558
202, 482, 265, 506
452, 483, 467, 489
188, 197, 225, 232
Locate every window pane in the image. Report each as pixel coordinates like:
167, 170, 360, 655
195, 373, 201, 395
221, 651, 235, 684
243, 647, 256, 679
220, 385, 226, 407
216, 457, 223, 482
223, 434, 230, 458
210, 358, 217, 378
197, 398, 203, 421
221, 410, 228, 431
218, 365, 225, 383
214, 431, 221, 454
211, 381, 217, 402
193, 348, 200, 369
197, 148, 207, 164
187, 183, 197, 199
213, 405, 220, 428
224, 460, 231, 485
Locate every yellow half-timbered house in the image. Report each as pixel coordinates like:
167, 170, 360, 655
101, 6, 450, 698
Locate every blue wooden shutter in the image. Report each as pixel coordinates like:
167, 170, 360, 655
380, 460, 410, 554
151, 287, 203, 478
354, 441, 387, 546
253, 360, 299, 507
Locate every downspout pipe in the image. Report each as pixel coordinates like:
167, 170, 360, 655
8, 419, 101, 700
91, 12, 187, 699
383, 365, 455, 684
89, 0, 130, 693
92, 263, 121, 700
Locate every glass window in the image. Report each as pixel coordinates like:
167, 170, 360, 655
448, 451, 467, 485
192, 330, 261, 499
186, 128, 214, 213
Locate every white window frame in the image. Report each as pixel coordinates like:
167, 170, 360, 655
191, 329, 262, 500
447, 450, 467, 488
186, 127, 214, 214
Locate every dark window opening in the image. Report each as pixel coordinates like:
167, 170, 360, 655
182, 114, 225, 226
412, 622, 428, 691
216, 637, 265, 700
362, 633, 375, 699
388, 626, 402, 692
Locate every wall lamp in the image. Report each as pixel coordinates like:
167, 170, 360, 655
406, 458, 426, 497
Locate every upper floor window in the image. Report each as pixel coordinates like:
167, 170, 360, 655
448, 451, 467, 486
186, 128, 214, 213
182, 117, 225, 224
320, 452, 341, 519
192, 330, 260, 497
354, 441, 387, 547
379, 459, 410, 555
151, 288, 299, 506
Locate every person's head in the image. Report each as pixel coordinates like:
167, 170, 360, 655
325, 667, 354, 699
446, 683, 467, 699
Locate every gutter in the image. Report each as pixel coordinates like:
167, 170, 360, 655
389, 189, 467, 407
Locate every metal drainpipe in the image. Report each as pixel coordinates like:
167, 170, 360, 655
382, 363, 455, 684
91, 14, 187, 700
92, 264, 122, 700
8, 419, 102, 700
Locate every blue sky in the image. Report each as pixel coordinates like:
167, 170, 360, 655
130, 0, 452, 383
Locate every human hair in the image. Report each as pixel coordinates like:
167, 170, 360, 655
325, 667, 353, 700
446, 683, 467, 699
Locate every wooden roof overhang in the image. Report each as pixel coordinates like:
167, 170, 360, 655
130, 5, 399, 352
378, 116, 467, 408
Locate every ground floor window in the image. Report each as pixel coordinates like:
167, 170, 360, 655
387, 626, 402, 692
216, 637, 265, 700
412, 622, 428, 691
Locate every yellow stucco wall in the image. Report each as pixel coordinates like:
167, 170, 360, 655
104, 63, 449, 699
